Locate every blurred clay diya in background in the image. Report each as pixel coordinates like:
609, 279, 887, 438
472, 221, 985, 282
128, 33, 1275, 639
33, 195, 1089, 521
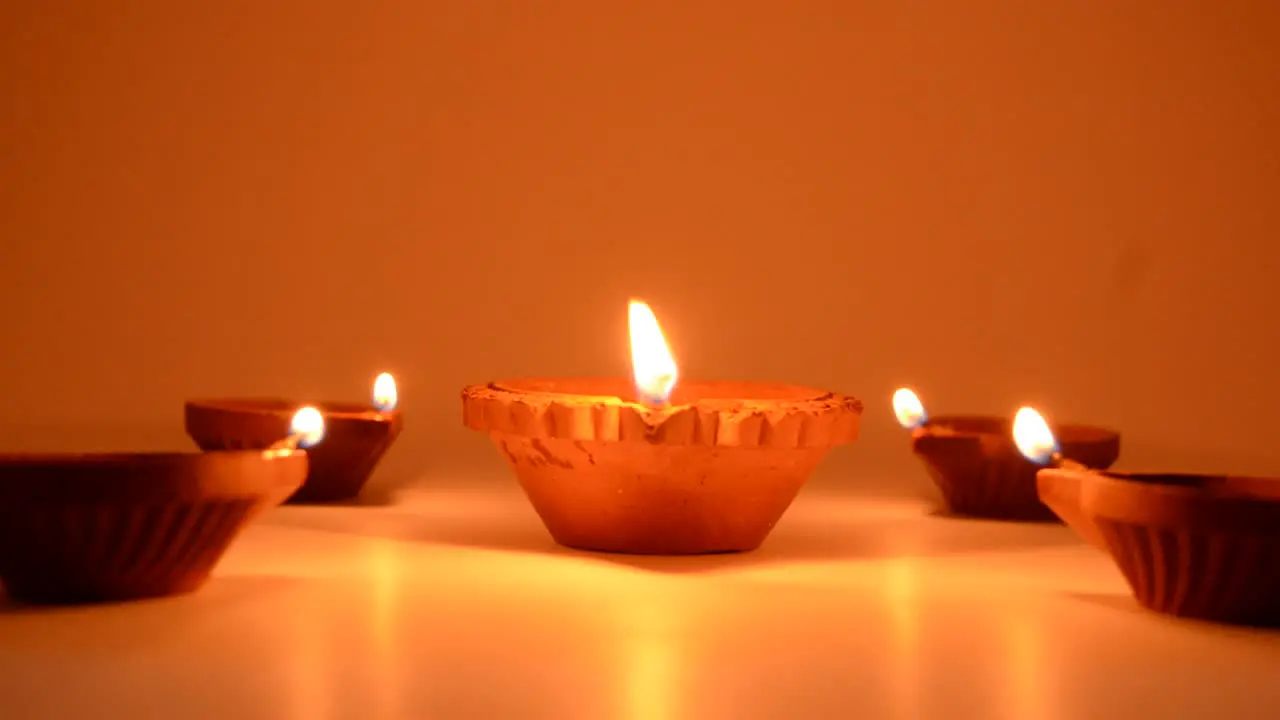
1017, 409, 1280, 627
184, 372, 402, 503
461, 300, 863, 556
0, 408, 322, 605
893, 388, 1120, 521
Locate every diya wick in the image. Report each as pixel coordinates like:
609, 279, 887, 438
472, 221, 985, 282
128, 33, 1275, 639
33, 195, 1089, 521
895, 388, 1120, 520
1023, 407, 1280, 627
462, 299, 864, 556
185, 371, 403, 503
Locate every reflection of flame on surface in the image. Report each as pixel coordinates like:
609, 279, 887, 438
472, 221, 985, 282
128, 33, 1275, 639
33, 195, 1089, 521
373, 372, 398, 412
884, 558, 921, 719
628, 300, 678, 405
291, 406, 326, 449
1012, 406, 1058, 465
892, 388, 928, 430
1003, 613, 1053, 720
619, 598, 678, 720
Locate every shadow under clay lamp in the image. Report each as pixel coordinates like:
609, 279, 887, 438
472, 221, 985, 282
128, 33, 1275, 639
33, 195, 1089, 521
461, 301, 863, 555
893, 389, 1120, 520
0, 444, 309, 605
184, 373, 402, 503
1019, 407, 1280, 627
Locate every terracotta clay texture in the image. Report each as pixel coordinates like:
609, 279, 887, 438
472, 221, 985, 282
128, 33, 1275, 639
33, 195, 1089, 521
1036, 467, 1107, 549
910, 416, 1120, 521
184, 399, 402, 503
1038, 468, 1280, 626
461, 377, 863, 555
0, 449, 306, 605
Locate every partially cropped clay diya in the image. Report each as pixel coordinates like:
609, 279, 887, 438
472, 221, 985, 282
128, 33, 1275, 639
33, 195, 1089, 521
462, 300, 863, 555
893, 388, 1120, 520
0, 408, 323, 605
1017, 408, 1280, 627
184, 372, 402, 503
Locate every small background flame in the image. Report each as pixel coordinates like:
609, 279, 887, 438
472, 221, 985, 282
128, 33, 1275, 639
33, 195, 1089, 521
892, 388, 927, 430
1012, 407, 1058, 465
373, 372, 398, 412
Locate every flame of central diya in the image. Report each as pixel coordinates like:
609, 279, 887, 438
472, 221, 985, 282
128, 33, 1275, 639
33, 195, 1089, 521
628, 300, 678, 406
1012, 406, 1059, 465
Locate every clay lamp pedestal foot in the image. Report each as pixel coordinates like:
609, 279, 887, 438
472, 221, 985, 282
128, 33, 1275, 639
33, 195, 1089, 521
893, 389, 1120, 521
461, 377, 863, 555
0, 448, 307, 605
184, 373, 402, 503
1038, 468, 1280, 627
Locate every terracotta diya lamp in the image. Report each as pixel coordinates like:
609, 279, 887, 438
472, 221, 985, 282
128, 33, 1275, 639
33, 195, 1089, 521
893, 388, 1120, 520
461, 300, 863, 555
0, 408, 323, 605
1019, 409, 1280, 626
184, 372, 403, 503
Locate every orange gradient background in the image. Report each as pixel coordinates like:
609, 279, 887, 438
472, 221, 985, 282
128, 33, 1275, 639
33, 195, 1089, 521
1, 1, 1276, 495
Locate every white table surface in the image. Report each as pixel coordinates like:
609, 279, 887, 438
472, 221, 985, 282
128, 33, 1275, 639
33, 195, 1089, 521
2, 478, 1278, 720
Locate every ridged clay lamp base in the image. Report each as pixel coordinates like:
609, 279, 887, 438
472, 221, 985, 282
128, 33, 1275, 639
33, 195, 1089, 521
911, 416, 1120, 520
0, 449, 306, 605
184, 399, 402, 503
1038, 468, 1280, 626
462, 378, 863, 555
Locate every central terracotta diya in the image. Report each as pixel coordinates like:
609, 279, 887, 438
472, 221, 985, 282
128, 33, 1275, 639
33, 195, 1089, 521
461, 301, 863, 555
0, 408, 322, 605
1017, 409, 1280, 627
893, 388, 1120, 520
184, 372, 402, 503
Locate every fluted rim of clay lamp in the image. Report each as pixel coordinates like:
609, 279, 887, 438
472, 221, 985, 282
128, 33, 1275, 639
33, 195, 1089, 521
185, 398, 402, 425
1046, 468, 1280, 527
0, 449, 308, 503
912, 415, 1120, 447
462, 377, 863, 447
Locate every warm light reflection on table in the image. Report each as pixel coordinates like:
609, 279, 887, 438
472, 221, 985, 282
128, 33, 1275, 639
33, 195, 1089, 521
621, 600, 681, 720
287, 580, 331, 720
2, 485, 1279, 720
370, 543, 403, 719
885, 558, 921, 720
1002, 611, 1053, 720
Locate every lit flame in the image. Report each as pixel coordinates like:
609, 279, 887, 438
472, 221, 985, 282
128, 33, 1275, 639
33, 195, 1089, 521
1012, 406, 1059, 465
373, 372, 398, 412
291, 406, 326, 449
892, 387, 928, 429
628, 300, 677, 405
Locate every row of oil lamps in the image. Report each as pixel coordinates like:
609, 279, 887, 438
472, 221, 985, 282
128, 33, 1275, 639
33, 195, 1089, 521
0, 300, 1275, 629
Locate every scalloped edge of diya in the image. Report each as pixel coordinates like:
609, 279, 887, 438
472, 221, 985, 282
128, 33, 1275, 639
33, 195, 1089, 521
1038, 467, 1280, 627
462, 377, 863, 555
463, 377, 863, 446
909, 416, 1121, 521
0, 448, 307, 605
185, 398, 402, 503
